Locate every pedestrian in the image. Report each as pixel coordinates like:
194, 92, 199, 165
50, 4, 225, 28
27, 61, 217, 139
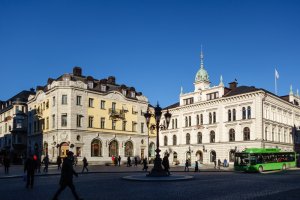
184, 159, 189, 172
118, 155, 121, 166
36, 157, 41, 173
114, 156, 118, 166
223, 158, 228, 167
214, 159, 217, 169
218, 159, 222, 170
142, 157, 148, 171
3, 155, 10, 174
82, 157, 88, 173
52, 151, 83, 200
134, 156, 138, 167
111, 155, 115, 165
57, 156, 62, 170
195, 161, 199, 172
24, 154, 37, 189
43, 155, 49, 173
127, 156, 131, 167
73, 155, 78, 166
162, 154, 170, 176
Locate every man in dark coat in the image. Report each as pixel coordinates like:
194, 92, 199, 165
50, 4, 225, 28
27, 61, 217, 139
53, 151, 82, 200
162, 154, 170, 176
57, 156, 62, 170
3, 155, 10, 174
24, 154, 37, 188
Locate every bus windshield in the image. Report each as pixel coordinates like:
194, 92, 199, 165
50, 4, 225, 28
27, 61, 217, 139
235, 153, 250, 166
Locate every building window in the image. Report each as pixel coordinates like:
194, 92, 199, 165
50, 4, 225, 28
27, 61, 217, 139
197, 132, 202, 144
77, 115, 82, 127
100, 118, 105, 129
247, 106, 251, 119
188, 116, 192, 127
233, 109, 236, 121
112, 120, 116, 130
173, 135, 177, 146
185, 116, 188, 127
46, 117, 49, 129
186, 133, 190, 145
124, 141, 133, 157
122, 121, 126, 131
164, 136, 168, 146
172, 119, 175, 129
88, 98, 94, 107
175, 118, 178, 128
229, 129, 235, 142
53, 96, 56, 107
210, 131, 215, 143
91, 139, 102, 157
229, 150, 235, 162
88, 116, 94, 128
265, 127, 268, 141
61, 114, 67, 127
209, 113, 212, 124
62, 95, 67, 105
140, 122, 144, 133
100, 100, 105, 109
196, 115, 200, 125
76, 96, 82, 106
109, 140, 118, 157
272, 128, 275, 141
200, 114, 203, 125
207, 92, 219, 100
213, 112, 216, 123
132, 122, 137, 132
243, 127, 250, 141
228, 110, 231, 122
183, 97, 194, 105
130, 91, 135, 98
242, 107, 246, 120
278, 128, 281, 142
112, 102, 116, 112
101, 85, 106, 92
52, 115, 55, 128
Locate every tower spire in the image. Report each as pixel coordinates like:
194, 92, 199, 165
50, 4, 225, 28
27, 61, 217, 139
200, 45, 204, 69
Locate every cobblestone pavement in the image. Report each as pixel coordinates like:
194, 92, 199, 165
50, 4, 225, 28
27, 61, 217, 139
0, 169, 300, 200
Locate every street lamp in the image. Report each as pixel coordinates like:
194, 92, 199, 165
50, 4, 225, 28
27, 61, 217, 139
144, 104, 172, 177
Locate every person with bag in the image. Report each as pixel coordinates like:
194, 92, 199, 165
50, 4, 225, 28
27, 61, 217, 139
82, 157, 88, 173
24, 154, 37, 189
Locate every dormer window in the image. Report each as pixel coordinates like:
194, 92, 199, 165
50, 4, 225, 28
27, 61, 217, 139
130, 91, 135, 98
122, 89, 127, 96
88, 81, 94, 89
101, 85, 106, 92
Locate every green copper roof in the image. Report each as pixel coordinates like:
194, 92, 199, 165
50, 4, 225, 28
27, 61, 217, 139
195, 50, 209, 83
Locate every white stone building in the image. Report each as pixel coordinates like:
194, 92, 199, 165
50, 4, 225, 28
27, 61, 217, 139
160, 52, 300, 165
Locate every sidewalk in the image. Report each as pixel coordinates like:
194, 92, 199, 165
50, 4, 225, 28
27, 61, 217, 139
0, 163, 234, 179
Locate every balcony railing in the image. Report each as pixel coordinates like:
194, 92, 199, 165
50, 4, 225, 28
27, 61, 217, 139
109, 109, 125, 120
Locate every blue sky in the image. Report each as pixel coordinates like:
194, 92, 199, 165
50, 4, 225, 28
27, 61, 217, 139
1, 0, 300, 107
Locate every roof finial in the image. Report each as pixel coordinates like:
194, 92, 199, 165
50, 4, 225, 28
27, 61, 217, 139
290, 85, 293, 95
297, 89, 299, 97
180, 86, 183, 95
200, 45, 204, 69
219, 75, 224, 86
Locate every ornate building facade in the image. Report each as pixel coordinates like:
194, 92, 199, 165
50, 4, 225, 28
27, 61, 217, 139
160, 51, 300, 165
27, 67, 155, 164
0, 90, 35, 163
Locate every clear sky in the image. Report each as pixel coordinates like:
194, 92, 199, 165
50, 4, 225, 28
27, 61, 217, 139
1, 0, 300, 107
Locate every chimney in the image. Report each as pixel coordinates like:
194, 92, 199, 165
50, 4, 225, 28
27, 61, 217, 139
229, 80, 238, 89
73, 66, 82, 76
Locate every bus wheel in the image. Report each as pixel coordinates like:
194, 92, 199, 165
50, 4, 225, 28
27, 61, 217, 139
282, 164, 286, 170
258, 166, 263, 173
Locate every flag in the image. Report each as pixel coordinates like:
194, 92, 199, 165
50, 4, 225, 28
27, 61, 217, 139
275, 69, 279, 79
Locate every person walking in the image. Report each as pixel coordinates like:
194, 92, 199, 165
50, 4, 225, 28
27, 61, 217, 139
24, 154, 37, 189
43, 155, 49, 173
162, 154, 170, 176
118, 155, 121, 166
223, 158, 228, 167
214, 159, 217, 169
3, 155, 10, 174
36, 157, 41, 173
184, 159, 189, 172
52, 151, 83, 200
142, 157, 148, 171
82, 157, 88, 173
57, 156, 62, 170
134, 156, 138, 167
127, 156, 131, 167
218, 159, 222, 170
194, 161, 199, 172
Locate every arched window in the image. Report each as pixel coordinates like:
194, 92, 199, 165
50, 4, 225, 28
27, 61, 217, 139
233, 109, 236, 121
164, 136, 168, 146
185, 116, 188, 127
265, 127, 268, 141
210, 131, 215, 143
186, 133, 190, 145
242, 107, 246, 120
228, 110, 232, 122
247, 106, 251, 119
124, 141, 133, 157
243, 127, 250, 141
213, 112, 216, 123
210, 150, 216, 162
196, 115, 200, 125
209, 113, 212, 124
91, 139, 102, 157
173, 152, 178, 162
229, 129, 235, 142
197, 132, 202, 144
149, 142, 155, 157
173, 135, 177, 146
229, 150, 235, 162
109, 140, 119, 157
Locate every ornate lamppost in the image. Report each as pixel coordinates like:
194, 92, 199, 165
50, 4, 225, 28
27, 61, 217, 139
144, 104, 171, 177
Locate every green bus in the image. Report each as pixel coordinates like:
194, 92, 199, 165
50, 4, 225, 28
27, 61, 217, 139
234, 148, 296, 173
